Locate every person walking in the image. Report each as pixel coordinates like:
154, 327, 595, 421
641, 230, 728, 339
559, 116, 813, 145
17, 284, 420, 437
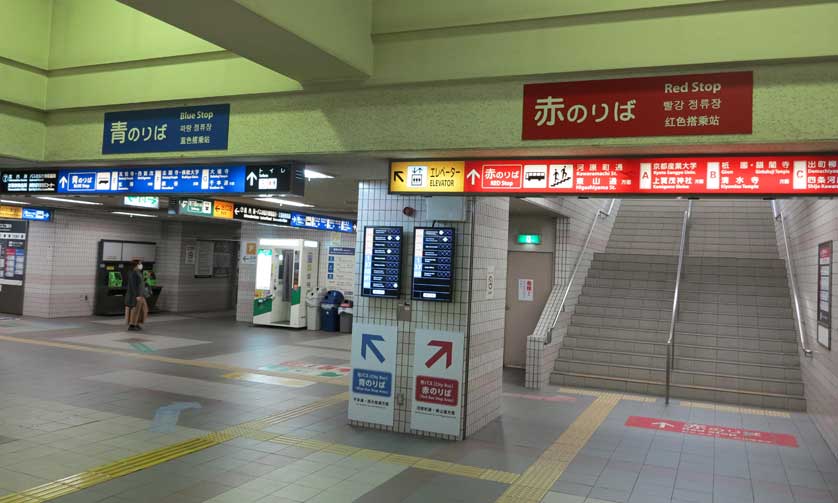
125, 260, 148, 331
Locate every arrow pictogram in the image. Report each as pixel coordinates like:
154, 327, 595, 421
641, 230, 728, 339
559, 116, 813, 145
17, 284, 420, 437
361, 333, 385, 363
425, 340, 453, 368
651, 421, 675, 429
394, 171, 405, 183
246, 171, 258, 186
466, 169, 480, 185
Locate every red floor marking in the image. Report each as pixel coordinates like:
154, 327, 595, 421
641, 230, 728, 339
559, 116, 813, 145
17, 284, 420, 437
625, 416, 798, 447
503, 392, 577, 403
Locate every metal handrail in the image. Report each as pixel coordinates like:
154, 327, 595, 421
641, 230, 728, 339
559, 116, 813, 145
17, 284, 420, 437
546, 198, 616, 345
772, 200, 813, 357
665, 200, 693, 405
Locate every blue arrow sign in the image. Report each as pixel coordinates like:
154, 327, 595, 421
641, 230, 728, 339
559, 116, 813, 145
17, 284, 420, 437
361, 333, 385, 363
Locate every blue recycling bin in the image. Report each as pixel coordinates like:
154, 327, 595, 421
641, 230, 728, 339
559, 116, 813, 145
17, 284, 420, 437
320, 291, 344, 332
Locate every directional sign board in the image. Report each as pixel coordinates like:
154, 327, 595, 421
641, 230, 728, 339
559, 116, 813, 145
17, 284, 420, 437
290, 212, 355, 233
0, 170, 58, 194
390, 155, 838, 196
233, 203, 292, 225
349, 323, 398, 427
244, 165, 305, 195
410, 328, 464, 436
625, 416, 798, 447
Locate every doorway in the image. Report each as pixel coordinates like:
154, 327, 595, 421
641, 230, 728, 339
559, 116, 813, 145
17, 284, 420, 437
504, 251, 553, 367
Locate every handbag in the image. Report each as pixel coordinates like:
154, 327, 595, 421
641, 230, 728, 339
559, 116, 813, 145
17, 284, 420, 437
143, 285, 153, 298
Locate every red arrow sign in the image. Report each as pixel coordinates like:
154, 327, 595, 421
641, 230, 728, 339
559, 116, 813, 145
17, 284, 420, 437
425, 340, 453, 368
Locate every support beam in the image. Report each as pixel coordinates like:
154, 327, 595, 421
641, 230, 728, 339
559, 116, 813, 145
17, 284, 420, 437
118, 0, 372, 84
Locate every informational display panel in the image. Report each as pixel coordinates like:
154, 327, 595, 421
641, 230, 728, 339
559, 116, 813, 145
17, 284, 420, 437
410, 329, 464, 437
291, 212, 355, 233
349, 323, 398, 427
361, 227, 403, 298
0, 220, 27, 286
390, 155, 838, 197
818, 241, 832, 350
0, 171, 58, 194
102, 104, 230, 154
522, 71, 753, 140
411, 227, 455, 302
326, 245, 355, 297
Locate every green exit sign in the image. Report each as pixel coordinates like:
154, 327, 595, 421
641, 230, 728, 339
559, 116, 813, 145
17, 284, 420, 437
517, 234, 541, 245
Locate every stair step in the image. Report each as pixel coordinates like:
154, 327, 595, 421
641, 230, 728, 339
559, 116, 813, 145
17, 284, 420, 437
573, 305, 795, 329
549, 372, 806, 411
556, 347, 802, 380
571, 314, 796, 339
562, 335, 801, 364
552, 359, 804, 396
576, 295, 792, 316
567, 325, 799, 351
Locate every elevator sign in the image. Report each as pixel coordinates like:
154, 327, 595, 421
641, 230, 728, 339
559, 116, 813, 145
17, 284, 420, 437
390, 155, 838, 196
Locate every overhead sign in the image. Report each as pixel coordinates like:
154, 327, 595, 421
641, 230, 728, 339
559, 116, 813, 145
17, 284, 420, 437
234, 203, 291, 225
625, 416, 798, 447
390, 161, 465, 194
0, 170, 58, 194
0, 206, 51, 222
290, 212, 355, 233
213, 200, 234, 220
349, 323, 398, 427
245, 165, 305, 195
412, 227, 455, 302
818, 241, 832, 350
411, 329, 464, 437
522, 71, 752, 140
102, 104, 230, 154
390, 155, 838, 196
124, 196, 159, 209
177, 198, 213, 217
0, 206, 22, 220
361, 227, 403, 298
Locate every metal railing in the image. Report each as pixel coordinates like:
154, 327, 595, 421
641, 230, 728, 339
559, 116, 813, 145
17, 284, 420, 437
665, 200, 693, 405
772, 200, 813, 357
546, 198, 617, 345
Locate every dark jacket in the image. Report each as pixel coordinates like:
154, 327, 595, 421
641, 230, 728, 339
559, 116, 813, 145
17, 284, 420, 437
125, 269, 144, 307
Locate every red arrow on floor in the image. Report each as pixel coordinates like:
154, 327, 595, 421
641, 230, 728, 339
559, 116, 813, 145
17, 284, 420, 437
425, 340, 453, 368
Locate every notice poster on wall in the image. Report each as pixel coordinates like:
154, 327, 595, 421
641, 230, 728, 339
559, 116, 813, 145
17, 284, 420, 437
0, 220, 27, 286
194, 240, 214, 278
410, 328, 464, 437
349, 323, 397, 427
818, 241, 832, 350
518, 279, 534, 302
326, 245, 355, 298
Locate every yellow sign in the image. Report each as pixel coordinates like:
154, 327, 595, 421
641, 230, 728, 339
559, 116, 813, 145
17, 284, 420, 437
213, 200, 234, 219
0, 205, 23, 219
389, 161, 465, 194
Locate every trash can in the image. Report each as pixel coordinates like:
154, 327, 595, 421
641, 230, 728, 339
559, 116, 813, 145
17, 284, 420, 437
338, 303, 353, 333
305, 291, 322, 331
320, 290, 344, 332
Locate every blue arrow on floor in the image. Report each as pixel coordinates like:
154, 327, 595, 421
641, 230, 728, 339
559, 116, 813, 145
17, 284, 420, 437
361, 333, 385, 363
150, 402, 202, 433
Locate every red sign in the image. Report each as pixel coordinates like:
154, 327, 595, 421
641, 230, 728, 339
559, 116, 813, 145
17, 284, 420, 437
415, 375, 459, 406
625, 416, 798, 447
522, 71, 752, 140
458, 155, 838, 196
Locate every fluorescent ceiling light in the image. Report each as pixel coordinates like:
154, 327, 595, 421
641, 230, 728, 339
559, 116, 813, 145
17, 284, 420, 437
304, 169, 334, 179
36, 196, 102, 206
260, 238, 301, 247
0, 200, 30, 205
255, 197, 314, 208
112, 211, 157, 218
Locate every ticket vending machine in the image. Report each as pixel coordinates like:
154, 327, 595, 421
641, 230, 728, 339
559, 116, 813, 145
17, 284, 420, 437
94, 240, 163, 315
253, 239, 319, 328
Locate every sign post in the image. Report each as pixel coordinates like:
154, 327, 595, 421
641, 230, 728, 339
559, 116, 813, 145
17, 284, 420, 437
818, 241, 832, 350
410, 328, 465, 436
349, 323, 398, 426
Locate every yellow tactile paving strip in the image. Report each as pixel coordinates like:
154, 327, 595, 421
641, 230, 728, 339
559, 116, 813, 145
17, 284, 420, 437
0, 334, 349, 385
558, 386, 658, 403
222, 371, 313, 388
495, 390, 625, 503
0, 393, 349, 503
678, 400, 791, 417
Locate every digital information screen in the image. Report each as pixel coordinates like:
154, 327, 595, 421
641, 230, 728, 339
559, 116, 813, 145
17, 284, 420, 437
361, 227, 402, 298
411, 227, 455, 302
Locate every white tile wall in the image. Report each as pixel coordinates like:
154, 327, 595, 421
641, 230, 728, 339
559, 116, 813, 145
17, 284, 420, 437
773, 198, 838, 457
522, 197, 621, 389
348, 181, 509, 440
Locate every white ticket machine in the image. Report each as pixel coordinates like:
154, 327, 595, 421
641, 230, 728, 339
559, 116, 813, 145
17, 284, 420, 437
253, 239, 319, 328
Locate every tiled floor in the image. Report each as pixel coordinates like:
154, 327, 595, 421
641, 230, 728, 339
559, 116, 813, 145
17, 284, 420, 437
0, 313, 834, 503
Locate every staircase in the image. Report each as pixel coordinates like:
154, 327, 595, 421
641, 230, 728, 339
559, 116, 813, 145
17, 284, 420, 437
551, 199, 805, 410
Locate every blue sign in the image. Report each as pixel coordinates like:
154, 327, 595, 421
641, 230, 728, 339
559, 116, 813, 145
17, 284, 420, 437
57, 166, 247, 195
352, 369, 392, 397
290, 212, 356, 233
102, 104, 229, 154
21, 208, 52, 221
329, 246, 355, 255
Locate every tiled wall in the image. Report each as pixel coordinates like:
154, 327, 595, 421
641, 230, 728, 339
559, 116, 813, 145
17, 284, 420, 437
349, 181, 509, 439
235, 223, 356, 323
523, 198, 621, 389
773, 199, 838, 457
22, 210, 242, 318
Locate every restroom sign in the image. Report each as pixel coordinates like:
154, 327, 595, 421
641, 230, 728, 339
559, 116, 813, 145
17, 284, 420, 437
349, 323, 397, 427
411, 329, 464, 436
